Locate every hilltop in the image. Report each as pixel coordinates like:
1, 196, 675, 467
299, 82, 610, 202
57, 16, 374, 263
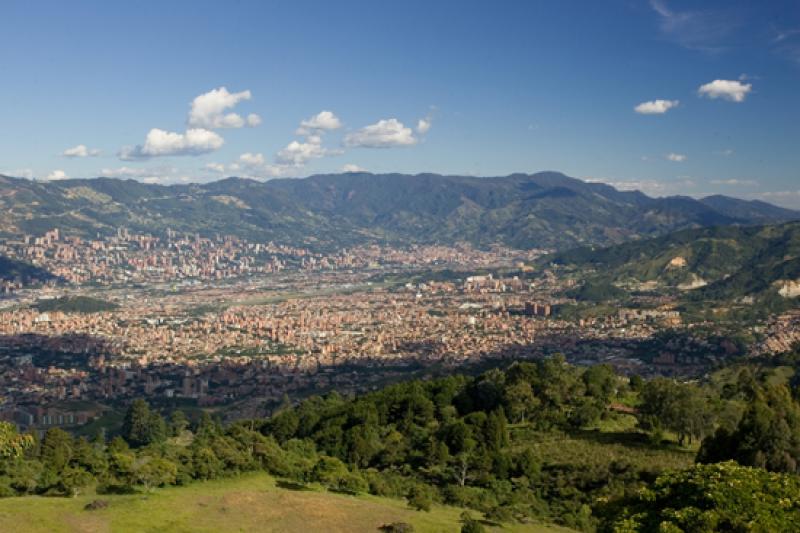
1, 172, 796, 251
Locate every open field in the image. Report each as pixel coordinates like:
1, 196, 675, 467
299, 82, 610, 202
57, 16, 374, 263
0, 473, 572, 533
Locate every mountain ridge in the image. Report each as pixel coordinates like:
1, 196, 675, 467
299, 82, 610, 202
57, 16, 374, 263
0, 171, 797, 251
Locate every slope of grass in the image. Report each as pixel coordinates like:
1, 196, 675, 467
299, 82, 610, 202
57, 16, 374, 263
0, 472, 571, 533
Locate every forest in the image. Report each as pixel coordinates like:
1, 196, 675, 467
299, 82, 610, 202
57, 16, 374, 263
2, 353, 800, 532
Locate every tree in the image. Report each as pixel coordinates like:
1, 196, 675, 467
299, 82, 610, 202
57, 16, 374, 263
582, 364, 617, 404
628, 375, 644, 392
639, 378, 715, 445
698, 384, 800, 473
40, 428, 73, 470
122, 399, 166, 447
169, 411, 189, 437
105, 437, 135, 490
607, 462, 800, 532
70, 437, 107, 477
310, 455, 349, 487
503, 381, 538, 424
0, 422, 33, 459
132, 456, 177, 491
191, 446, 223, 480
460, 512, 486, 533
484, 408, 509, 453
407, 483, 435, 512
58, 466, 93, 497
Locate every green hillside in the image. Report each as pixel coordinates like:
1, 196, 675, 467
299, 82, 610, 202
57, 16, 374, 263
0, 473, 567, 533
34, 295, 118, 314
544, 221, 800, 307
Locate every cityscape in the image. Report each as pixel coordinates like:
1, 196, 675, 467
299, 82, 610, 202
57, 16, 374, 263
1, 1, 800, 531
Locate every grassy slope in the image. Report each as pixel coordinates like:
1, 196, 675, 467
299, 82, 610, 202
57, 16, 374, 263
0, 473, 571, 533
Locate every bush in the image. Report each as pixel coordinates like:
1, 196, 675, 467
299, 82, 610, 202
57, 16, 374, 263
606, 462, 800, 532
407, 483, 436, 512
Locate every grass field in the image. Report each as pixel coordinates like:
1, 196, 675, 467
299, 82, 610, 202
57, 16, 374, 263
0, 473, 572, 533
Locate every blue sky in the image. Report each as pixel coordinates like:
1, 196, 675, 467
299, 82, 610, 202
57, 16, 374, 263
1, 0, 799, 206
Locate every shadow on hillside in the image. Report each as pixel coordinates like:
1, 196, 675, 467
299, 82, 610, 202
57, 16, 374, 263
569, 428, 651, 448
275, 479, 313, 491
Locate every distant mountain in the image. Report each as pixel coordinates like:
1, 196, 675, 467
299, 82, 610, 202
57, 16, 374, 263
1, 171, 798, 251
544, 221, 800, 303
699, 195, 800, 224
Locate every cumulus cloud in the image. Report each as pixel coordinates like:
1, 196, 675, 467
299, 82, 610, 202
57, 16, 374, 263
188, 87, 261, 129
44, 170, 69, 181
634, 99, 679, 114
62, 144, 101, 158
698, 79, 752, 102
344, 118, 417, 148
297, 110, 342, 135
119, 128, 224, 160
416, 117, 431, 134
341, 163, 367, 173
276, 139, 334, 166
238, 152, 266, 167
666, 152, 687, 162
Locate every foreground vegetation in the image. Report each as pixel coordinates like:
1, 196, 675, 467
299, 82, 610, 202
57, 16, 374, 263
3, 352, 800, 531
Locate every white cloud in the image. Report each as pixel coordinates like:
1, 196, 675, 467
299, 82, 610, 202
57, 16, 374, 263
276, 139, 332, 166
341, 163, 367, 173
44, 169, 69, 181
119, 128, 224, 160
714, 148, 735, 156
634, 99, 679, 114
187, 87, 260, 129
698, 79, 752, 102
666, 152, 687, 162
344, 118, 417, 148
205, 162, 226, 173
416, 117, 431, 134
62, 144, 101, 158
238, 152, 265, 167
710, 178, 758, 186
99, 165, 179, 183
297, 110, 342, 135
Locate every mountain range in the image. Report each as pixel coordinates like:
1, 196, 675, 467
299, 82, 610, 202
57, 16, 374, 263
1, 171, 797, 251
